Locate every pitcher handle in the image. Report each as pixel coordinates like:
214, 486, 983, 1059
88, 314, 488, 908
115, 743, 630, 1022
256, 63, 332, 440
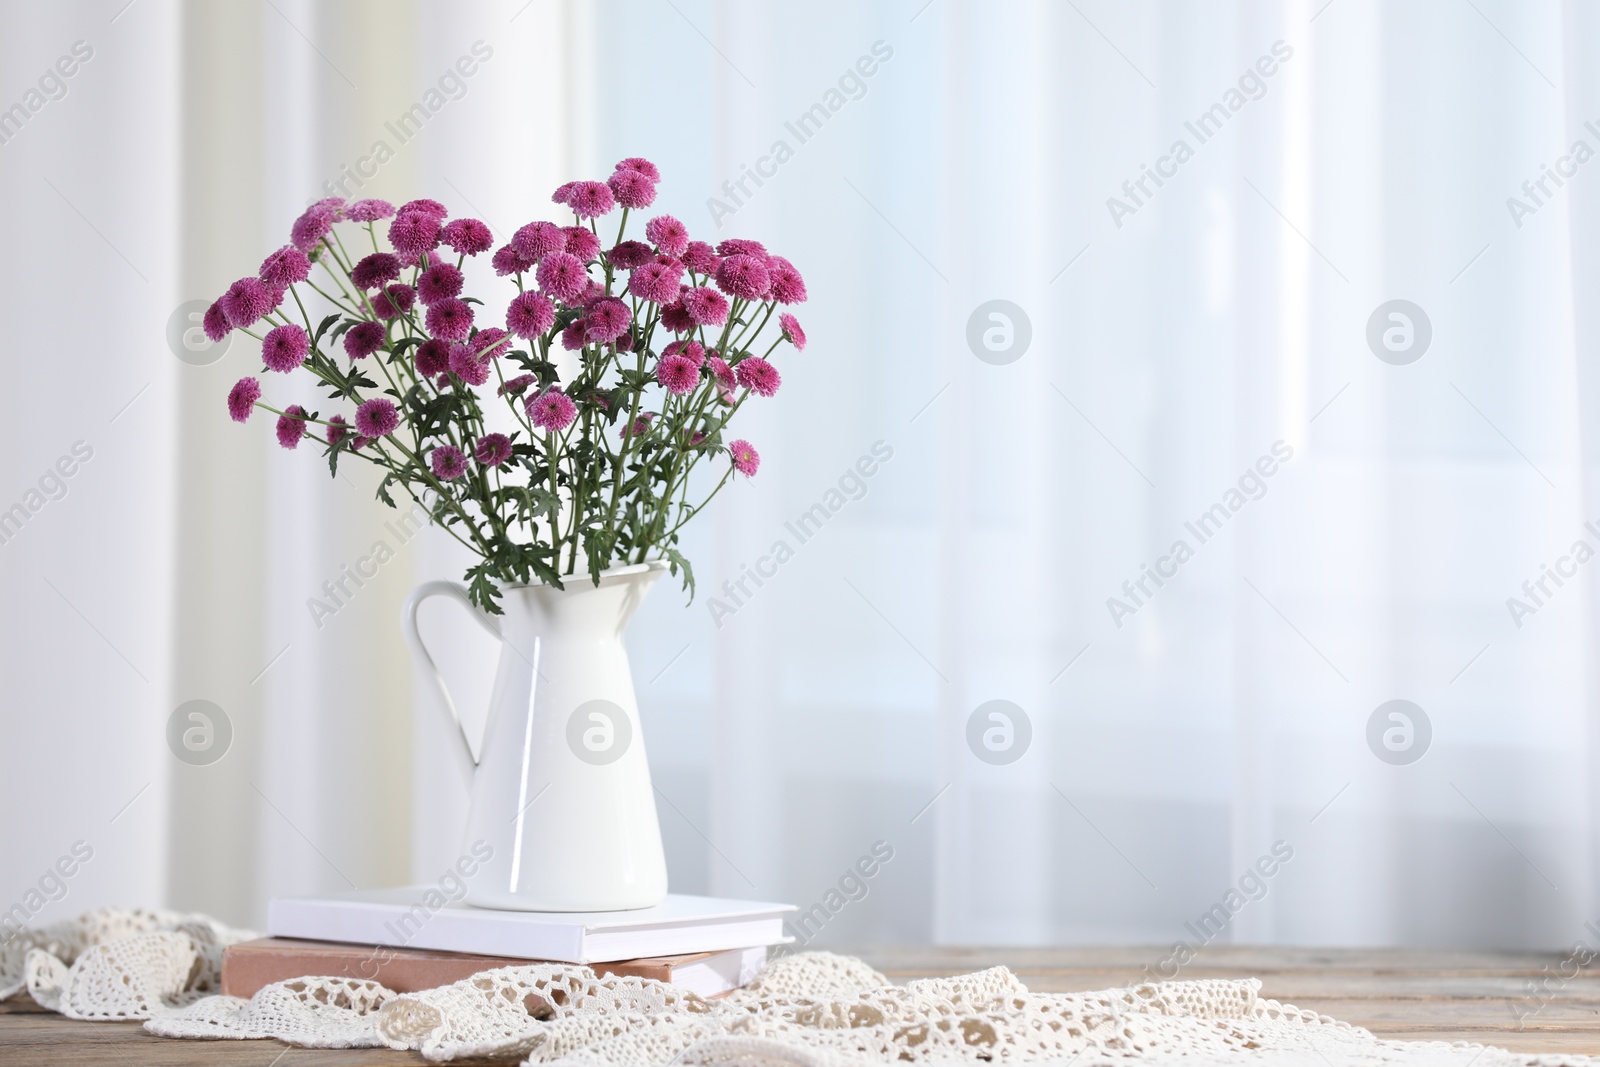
401, 581, 502, 786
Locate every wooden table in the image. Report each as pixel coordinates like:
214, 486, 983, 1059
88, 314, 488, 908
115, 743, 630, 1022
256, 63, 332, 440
3, 946, 1596, 1063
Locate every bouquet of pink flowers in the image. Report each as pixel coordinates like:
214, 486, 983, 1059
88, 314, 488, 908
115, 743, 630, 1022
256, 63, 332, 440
209, 158, 806, 611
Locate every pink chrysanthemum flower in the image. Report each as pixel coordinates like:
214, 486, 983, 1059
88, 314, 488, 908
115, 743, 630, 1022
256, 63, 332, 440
203, 300, 231, 342
659, 300, 694, 333
527, 389, 577, 432
276, 404, 308, 449
475, 433, 513, 467
607, 240, 653, 269
715, 254, 769, 300
290, 202, 336, 252
562, 226, 600, 262
441, 217, 493, 255
399, 198, 448, 219
371, 283, 415, 320
780, 313, 807, 350
682, 286, 730, 327
325, 413, 350, 446
389, 211, 442, 258
728, 439, 759, 476
665, 340, 707, 365
227, 376, 262, 422
767, 257, 807, 304
644, 214, 689, 257
355, 397, 399, 437
614, 157, 661, 181
469, 327, 511, 360
346, 199, 396, 222
628, 261, 683, 304
506, 290, 556, 338
417, 263, 464, 305
259, 246, 311, 288
607, 169, 656, 209
536, 252, 588, 303
621, 412, 656, 437
717, 238, 768, 258
492, 244, 535, 276
415, 338, 451, 377
262, 324, 310, 372
512, 221, 565, 261
584, 298, 632, 344
551, 181, 577, 206
656, 354, 699, 395
567, 181, 616, 219
220, 277, 273, 328
447, 342, 491, 386
735, 356, 781, 397
682, 240, 719, 274
343, 320, 386, 359
497, 373, 536, 397
560, 321, 587, 350
430, 444, 468, 481
425, 298, 474, 341
708, 356, 735, 391
351, 252, 400, 290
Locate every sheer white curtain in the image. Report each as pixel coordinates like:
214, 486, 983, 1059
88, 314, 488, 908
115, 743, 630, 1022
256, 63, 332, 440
2, 0, 1597, 952
613, 0, 1600, 949
0, 0, 179, 925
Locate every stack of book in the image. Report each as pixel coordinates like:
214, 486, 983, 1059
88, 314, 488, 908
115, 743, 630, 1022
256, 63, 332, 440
225, 887, 796, 999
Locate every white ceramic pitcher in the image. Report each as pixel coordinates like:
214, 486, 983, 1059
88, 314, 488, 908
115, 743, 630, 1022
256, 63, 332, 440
401, 560, 669, 911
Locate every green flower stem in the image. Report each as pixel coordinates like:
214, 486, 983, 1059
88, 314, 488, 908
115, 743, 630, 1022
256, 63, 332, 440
331, 230, 383, 322
492, 360, 538, 438
728, 301, 776, 353
653, 380, 732, 556
599, 342, 651, 541
663, 464, 733, 541
302, 277, 359, 316
312, 255, 362, 314
287, 284, 315, 334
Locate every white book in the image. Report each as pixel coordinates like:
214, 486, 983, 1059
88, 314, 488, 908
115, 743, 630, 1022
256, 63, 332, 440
666, 945, 770, 997
268, 887, 796, 964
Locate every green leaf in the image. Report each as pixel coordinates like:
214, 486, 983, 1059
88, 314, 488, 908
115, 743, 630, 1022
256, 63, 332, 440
312, 313, 341, 345
664, 546, 695, 601
465, 563, 505, 615
526, 487, 560, 519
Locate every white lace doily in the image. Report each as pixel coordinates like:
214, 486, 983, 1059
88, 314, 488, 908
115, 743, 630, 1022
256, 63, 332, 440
2, 908, 1585, 1065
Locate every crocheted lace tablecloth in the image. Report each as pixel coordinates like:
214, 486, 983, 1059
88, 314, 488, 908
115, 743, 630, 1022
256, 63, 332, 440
0, 908, 1586, 1065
